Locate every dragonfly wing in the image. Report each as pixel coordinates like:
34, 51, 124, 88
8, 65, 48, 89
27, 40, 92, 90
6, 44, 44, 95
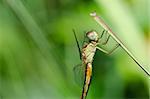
73, 63, 85, 86
90, 12, 150, 77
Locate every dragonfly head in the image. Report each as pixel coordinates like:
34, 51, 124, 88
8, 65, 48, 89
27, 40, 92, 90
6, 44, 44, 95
86, 30, 99, 42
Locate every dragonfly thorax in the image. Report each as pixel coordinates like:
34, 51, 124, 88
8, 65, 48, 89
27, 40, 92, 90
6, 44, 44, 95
86, 31, 99, 42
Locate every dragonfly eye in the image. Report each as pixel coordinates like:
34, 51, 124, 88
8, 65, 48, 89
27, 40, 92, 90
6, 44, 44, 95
86, 31, 99, 42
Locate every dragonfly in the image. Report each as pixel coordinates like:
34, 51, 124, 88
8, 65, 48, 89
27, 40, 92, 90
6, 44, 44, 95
73, 12, 150, 99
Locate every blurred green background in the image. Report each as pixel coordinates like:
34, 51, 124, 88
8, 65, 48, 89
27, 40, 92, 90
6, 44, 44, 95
0, 0, 149, 99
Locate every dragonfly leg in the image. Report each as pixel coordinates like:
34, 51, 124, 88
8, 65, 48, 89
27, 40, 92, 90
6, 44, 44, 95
82, 31, 87, 46
96, 44, 120, 54
96, 46, 109, 54
99, 30, 105, 39
73, 29, 82, 60
108, 44, 120, 55
99, 30, 110, 45
102, 35, 111, 45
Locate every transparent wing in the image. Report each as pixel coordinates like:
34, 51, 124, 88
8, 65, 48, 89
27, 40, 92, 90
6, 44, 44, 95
90, 12, 150, 77
73, 63, 85, 86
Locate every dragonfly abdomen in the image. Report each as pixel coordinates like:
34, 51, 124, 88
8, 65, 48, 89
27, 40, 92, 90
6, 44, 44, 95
81, 62, 92, 99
